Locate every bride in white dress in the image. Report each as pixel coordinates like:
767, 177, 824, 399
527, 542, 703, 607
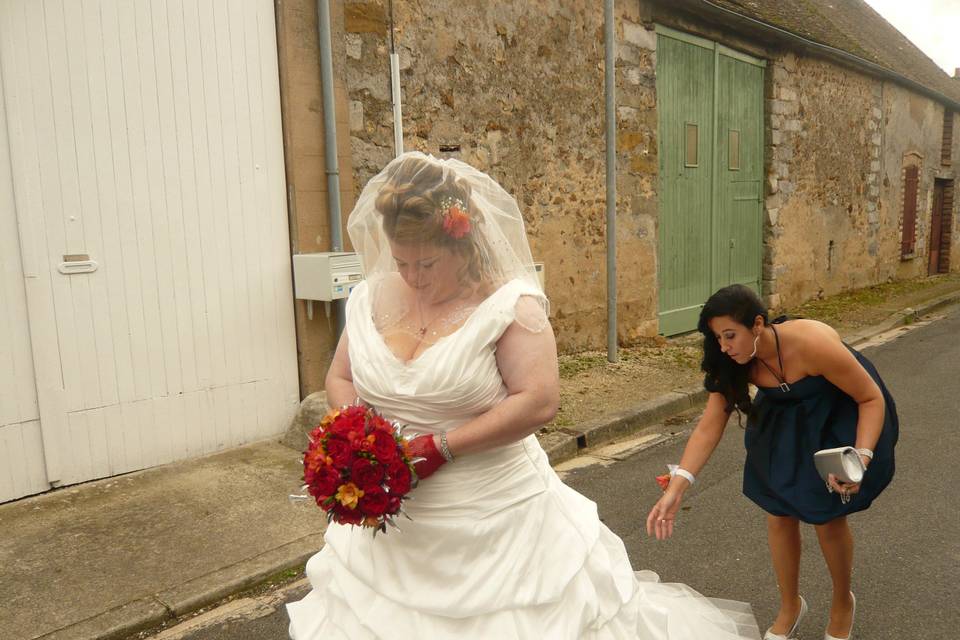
286, 152, 761, 639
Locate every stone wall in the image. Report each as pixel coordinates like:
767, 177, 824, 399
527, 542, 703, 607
341, 0, 661, 350
882, 83, 952, 280
280, 1, 960, 389
761, 55, 959, 307
763, 54, 886, 306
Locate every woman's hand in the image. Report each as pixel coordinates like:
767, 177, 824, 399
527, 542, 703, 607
646, 488, 684, 540
827, 454, 869, 499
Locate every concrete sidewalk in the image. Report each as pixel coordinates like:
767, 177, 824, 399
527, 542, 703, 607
0, 443, 324, 640
2, 286, 958, 640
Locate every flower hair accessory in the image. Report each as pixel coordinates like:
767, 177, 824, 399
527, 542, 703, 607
439, 196, 471, 239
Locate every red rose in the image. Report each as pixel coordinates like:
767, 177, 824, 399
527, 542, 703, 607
359, 486, 389, 517
343, 406, 367, 427
324, 436, 355, 468
386, 460, 412, 495
309, 465, 342, 498
333, 502, 364, 525
370, 415, 394, 434
328, 408, 362, 438
330, 420, 356, 440
371, 431, 400, 463
351, 458, 384, 488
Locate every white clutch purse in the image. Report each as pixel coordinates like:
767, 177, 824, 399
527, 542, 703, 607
813, 446, 865, 484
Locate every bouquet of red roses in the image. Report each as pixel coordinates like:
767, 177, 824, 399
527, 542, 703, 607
301, 404, 415, 534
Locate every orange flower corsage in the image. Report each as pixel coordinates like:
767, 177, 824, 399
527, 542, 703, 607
440, 196, 471, 239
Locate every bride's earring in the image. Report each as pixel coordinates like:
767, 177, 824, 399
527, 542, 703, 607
747, 333, 760, 359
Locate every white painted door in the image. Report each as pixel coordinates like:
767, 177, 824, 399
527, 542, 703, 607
0, 0, 299, 501
0, 62, 48, 502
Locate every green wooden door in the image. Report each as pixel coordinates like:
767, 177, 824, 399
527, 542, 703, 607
656, 27, 765, 335
714, 51, 764, 292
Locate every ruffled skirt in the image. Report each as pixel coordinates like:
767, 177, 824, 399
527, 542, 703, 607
287, 437, 759, 639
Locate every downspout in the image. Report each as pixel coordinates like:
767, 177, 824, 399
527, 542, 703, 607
316, 0, 345, 334
389, 0, 403, 155
604, 0, 618, 363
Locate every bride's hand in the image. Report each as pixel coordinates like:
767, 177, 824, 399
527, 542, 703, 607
646, 489, 683, 540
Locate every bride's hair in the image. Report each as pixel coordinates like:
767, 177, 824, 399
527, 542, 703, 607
374, 155, 492, 284
697, 284, 768, 416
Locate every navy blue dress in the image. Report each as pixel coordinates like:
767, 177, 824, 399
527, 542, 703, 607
743, 344, 899, 525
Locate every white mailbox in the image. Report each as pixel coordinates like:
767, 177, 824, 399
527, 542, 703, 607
293, 252, 364, 319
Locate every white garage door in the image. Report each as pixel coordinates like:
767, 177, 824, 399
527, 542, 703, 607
0, 0, 299, 502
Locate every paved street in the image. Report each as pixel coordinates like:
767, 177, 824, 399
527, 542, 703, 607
145, 305, 960, 639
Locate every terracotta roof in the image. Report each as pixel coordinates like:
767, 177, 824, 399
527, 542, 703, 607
692, 0, 960, 105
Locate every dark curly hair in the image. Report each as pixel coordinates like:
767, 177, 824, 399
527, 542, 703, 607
697, 284, 768, 415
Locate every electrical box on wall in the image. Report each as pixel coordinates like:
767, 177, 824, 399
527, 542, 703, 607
293, 252, 363, 301
292, 252, 363, 319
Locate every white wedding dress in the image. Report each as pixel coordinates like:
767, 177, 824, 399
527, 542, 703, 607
287, 278, 760, 639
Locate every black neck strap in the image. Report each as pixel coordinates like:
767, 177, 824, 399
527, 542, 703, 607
758, 325, 790, 392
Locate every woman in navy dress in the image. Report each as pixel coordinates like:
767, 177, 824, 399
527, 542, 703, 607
646, 285, 897, 640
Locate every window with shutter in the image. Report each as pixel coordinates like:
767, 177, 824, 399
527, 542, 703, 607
901, 164, 919, 258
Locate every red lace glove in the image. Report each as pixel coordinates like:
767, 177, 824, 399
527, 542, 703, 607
407, 435, 446, 481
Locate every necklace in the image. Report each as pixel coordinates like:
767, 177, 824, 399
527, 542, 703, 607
414, 284, 472, 338
414, 297, 449, 338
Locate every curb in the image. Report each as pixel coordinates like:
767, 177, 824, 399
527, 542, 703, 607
843, 289, 960, 347
541, 386, 707, 466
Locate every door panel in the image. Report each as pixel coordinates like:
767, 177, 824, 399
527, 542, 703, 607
656, 34, 716, 335
657, 29, 765, 335
715, 52, 763, 291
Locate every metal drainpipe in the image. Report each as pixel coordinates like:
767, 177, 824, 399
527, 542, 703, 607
316, 0, 345, 334
389, 0, 403, 155
605, 0, 618, 363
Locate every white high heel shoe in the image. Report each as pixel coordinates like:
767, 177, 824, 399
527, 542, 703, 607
763, 595, 808, 640
824, 592, 856, 640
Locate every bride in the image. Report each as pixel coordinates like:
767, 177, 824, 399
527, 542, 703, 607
286, 152, 760, 639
